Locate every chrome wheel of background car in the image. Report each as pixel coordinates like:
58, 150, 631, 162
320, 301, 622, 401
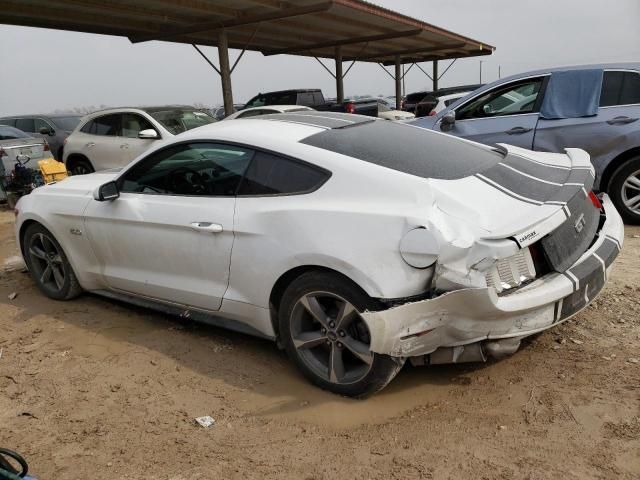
290, 291, 374, 385
27, 232, 66, 292
622, 169, 640, 215
72, 164, 91, 175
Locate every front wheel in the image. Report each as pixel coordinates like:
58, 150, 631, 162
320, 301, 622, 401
608, 155, 640, 224
23, 223, 83, 300
70, 159, 94, 176
279, 271, 404, 398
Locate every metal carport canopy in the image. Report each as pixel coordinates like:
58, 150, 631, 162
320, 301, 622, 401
0, 0, 495, 111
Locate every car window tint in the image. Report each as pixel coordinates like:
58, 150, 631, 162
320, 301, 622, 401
600, 71, 624, 107
80, 120, 95, 134
456, 78, 543, 120
34, 118, 52, 133
91, 114, 120, 136
298, 93, 315, 106
15, 118, 35, 133
620, 72, 640, 105
121, 113, 155, 138
0, 118, 17, 127
120, 143, 253, 196
237, 151, 328, 196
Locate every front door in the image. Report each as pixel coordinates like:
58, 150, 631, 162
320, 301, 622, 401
437, 76, 546, 149
83, 141, 254, 310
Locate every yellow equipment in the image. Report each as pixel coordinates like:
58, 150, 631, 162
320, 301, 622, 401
38, 158, 68, 183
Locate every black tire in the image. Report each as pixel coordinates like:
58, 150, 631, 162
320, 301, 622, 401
278, 271, 404, 398
23, 223, 82, 300
70, 158, 94, 176
608, 155, 640, 224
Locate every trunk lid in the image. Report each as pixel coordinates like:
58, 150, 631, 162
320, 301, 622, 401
1, 137, 48, 174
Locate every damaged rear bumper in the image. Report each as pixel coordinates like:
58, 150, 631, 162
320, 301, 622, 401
362, 194, 624, 359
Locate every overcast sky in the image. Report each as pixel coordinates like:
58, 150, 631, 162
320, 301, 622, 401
1, 0, 639, 115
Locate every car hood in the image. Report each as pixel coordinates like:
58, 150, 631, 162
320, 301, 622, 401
41, 171, 120, 195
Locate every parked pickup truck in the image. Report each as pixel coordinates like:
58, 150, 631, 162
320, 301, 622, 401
242, 89, 379, 117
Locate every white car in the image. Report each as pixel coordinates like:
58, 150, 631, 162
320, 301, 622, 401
63, 106, 216, 175
429, 91, 472, 116
15, 112, 623, 397
224, 105, 314, 120
376, 98, 415, 121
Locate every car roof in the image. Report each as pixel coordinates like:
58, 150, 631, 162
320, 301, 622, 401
438, 92, 471, 101
0, 113, 82, 119
242, 105, 313, 113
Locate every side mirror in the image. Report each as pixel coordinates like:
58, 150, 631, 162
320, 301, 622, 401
138, 129, 159, 139
94, 181, 119, 201
39, 126, 54, 136
440, 111, 456, 130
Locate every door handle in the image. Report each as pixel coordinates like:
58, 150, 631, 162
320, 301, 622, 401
505, 127, 533, 135
190, 222, 223, 233
607, 116, 638, 125
85, 142, 95, 148
120, 143, 129, 149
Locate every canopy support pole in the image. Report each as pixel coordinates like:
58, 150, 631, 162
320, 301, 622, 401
432, 60, 439, 91
218, 30, 234, 116
335, 45, 344, 104
394, 56, 401, 109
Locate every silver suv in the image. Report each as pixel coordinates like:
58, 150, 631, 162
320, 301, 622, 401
63, 106, 216, 175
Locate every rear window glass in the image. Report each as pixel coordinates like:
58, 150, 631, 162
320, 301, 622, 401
0, 126, 29, 140
601, 71, 640, 106
301, 120, 502, 180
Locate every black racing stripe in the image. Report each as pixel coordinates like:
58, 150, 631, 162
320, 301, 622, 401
568, 255, 603, 283
560, 268, 605, 319
595, 237, 620, 267
553, 301, 560, 321
565, 168, 595, 191
501, 155, 571, 184
480, 164, 558, 202
474, 174, 542, 205
605, 234, 621, 250
547, 184, 584, 204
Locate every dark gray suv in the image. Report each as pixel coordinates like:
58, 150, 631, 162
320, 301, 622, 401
0, 114, 82, 161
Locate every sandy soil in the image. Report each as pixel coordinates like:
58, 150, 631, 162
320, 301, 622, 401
0, 208, 638, 479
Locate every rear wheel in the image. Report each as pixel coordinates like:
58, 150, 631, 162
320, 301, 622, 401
23, 223, 82, 300
279, 271, 404, 397
70, 158, 94, 176
608, 155, 640, 224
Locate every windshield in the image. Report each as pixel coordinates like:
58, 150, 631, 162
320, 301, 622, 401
0, 125, 30, 140
53, 116, 82, 131
147, 109, 216, 135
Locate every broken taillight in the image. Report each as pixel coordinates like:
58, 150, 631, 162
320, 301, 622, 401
589, 191, 603, 210
345, 102, 356, 114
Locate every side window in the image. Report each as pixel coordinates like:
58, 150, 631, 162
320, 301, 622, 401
121, 113, 155, 138
0, 118, 16, 127
80, 120, 95, 134
620, 72, 640, 105
600, 71, 640, 106
120, 143, 254, 196
34, 118, 53, 133
600, 71, 624, 107
245, 95, 266, 108
298, 93, 315, 106
456, 78, 544, 120
92, 114, 121, 136
237, 151, 329, 196
15, 118, 35, 133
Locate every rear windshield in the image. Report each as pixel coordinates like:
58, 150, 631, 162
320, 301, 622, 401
406, 92, 428, 102
300, 120, 502, 180
0, 125, 29, 140
147, 109, 216, 135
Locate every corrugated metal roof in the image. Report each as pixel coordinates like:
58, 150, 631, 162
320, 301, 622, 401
0, 0, 494, 64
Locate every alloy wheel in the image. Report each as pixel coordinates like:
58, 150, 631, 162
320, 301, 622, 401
28, 232, 66, 292
290, 291, 374, 385
622, 169, 640, 215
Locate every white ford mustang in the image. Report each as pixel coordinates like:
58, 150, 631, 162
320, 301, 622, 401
15, 112, 624, 397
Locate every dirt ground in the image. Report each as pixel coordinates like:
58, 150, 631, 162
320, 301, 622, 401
0, 208, 638, 480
